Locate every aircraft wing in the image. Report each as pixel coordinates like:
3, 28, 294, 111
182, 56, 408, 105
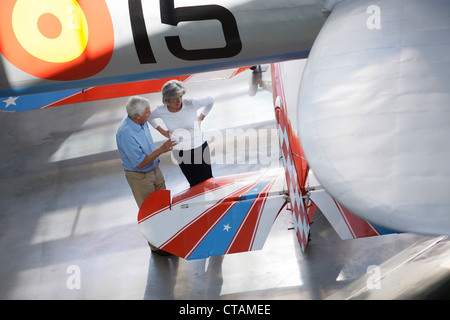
137, 168, 288, 260
297, 0, 450, 235
0, 67, 248, 112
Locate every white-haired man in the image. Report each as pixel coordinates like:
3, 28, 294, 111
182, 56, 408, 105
116, 96, 176, 255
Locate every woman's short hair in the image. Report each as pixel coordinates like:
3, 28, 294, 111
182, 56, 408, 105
161, 80, 186, 104
126, 96, 149, 119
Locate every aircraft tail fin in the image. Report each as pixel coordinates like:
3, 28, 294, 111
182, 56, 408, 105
138, 168, 288, 260
272, 62, 313, 251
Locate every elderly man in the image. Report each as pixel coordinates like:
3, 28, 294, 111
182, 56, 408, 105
116, 96, 176, 255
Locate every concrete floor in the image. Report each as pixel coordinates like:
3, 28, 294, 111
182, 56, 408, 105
0, 67, 434, 300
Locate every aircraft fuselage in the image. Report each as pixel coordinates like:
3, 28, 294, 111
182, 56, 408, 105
0, 0, 326, 97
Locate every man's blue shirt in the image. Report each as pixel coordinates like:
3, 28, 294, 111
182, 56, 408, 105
116, 116, 160, 172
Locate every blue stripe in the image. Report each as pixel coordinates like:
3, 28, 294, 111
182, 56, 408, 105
187, 181, 269, 260
373, 224, 398, 235
0, 88, 81, 112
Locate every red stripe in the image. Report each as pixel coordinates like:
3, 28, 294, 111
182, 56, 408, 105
137, 190, 171, 223
172, 177, 235, 206
44, 76, 191, 108
333, 199, 355, 238
225, 176, 277, 254
333, 200, 380, 238
43, 68, 248, 108
172, 171, 264, 205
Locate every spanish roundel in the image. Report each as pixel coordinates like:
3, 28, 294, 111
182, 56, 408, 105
0, 0, 114, 81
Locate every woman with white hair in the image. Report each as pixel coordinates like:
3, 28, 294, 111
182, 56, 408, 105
149, 80, 214, 187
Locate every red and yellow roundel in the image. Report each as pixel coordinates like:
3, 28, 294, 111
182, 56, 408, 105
0, 0, 114, 81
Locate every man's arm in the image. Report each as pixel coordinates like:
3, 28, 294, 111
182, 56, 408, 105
136, 138, 177, 170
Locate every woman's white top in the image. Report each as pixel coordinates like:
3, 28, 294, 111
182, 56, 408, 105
148, 96, 214, 150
